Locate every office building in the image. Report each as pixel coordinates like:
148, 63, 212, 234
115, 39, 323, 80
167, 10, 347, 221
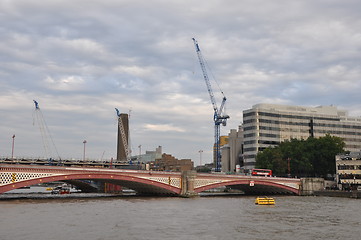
336, 151, 361, 190
221, 127, 243, 172
242, 103, 361, 169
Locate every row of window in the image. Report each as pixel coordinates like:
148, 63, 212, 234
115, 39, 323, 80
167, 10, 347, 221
244, 147, 257, 152
244, 140, 280, 145
244, 133, 281, 138
244, 117, 361, 130
243, 111, 341, 122
244, 146, 361, 154
243, 144, 361, 154
339, 174, 361, 180
244, 146, 282, 153
260, 133, 280, 138
244, 134, 361, 146
244, 118, 312, 126
244, 133, 255, 138
315, 129, 361, 136
245, 125, 361, 137
338, 165, 361, 170
243, 154, 256, 160
244, 125, 309, 132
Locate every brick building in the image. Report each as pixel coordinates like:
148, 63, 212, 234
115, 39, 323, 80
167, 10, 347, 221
149, 153, 193, 172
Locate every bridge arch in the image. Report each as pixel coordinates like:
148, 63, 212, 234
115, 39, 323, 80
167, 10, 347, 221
0, 173, 181, 195
195, 179, 299, 195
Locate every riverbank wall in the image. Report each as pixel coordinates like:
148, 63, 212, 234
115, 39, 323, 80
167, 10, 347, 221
314, 190, 361, 198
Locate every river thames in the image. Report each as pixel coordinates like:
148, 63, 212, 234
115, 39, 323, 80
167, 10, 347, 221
1, 193, 360, 240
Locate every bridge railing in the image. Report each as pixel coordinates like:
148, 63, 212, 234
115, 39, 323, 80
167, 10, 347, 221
0, 158, 140, 168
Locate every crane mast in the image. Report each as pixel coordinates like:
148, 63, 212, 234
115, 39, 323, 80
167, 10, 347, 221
192, 38, 229, 172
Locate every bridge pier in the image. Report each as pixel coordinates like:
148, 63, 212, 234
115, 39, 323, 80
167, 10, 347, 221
300, 178, 324, 195
180, 171, 198, 197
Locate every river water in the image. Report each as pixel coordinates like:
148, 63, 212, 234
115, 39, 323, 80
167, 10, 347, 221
0, 192, 360, 240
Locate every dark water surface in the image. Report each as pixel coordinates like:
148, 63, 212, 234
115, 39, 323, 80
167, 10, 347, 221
0, 195, 360, 240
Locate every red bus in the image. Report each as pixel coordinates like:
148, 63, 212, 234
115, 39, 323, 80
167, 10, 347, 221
251, 169, 272, 177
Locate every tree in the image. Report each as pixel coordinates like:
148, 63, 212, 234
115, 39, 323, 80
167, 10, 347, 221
255, 135, 345, 177
256, 146, 287, 176
308, 134, 345, 177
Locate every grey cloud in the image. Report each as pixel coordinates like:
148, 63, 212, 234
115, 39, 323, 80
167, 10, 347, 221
1, 0, 360, 163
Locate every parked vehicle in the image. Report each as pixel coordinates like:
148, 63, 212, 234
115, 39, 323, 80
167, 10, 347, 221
51, 184, 71, 194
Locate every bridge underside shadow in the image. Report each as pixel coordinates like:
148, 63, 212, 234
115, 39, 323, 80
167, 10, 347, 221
65, 180, 297, 195
94, 179, 179, 195
195, 180, 299, 195
62, 180, 99, 193
58, 179, 180, 195
56, 177, 299, 196
229, 184, 297, 195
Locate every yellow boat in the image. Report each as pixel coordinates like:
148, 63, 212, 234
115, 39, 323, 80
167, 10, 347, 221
255, 197, 275, 205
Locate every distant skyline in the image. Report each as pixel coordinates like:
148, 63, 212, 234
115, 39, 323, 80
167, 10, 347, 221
1, 1, 360, 165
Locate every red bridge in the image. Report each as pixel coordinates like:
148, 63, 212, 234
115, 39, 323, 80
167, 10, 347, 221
0, 164, 302, 196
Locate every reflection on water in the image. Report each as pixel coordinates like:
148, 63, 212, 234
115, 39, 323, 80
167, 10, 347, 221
1, 186, 120, 200
1, 192, 360, 240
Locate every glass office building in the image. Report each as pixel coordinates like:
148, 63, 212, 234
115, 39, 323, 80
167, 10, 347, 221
242, 104, 361, 169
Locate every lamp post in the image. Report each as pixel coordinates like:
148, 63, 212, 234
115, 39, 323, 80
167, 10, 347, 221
199, 150, 203, 166
11, 134, 15, 159
83, 140, 87, 161
138, 145, 142, 162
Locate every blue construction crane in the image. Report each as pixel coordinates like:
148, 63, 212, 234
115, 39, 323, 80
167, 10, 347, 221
192, 38, 229, 172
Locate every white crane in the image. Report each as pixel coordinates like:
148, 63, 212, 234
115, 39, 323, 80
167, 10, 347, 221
32, 100, 61, 163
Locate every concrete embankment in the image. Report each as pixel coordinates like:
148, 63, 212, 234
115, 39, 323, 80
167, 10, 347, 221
314, 190, 361, 198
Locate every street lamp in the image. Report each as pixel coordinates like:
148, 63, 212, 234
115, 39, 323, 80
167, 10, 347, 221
11, 134, 15, 159
83, 140, 87, 161
138, 145, 142, 162
199, 150, 203, 166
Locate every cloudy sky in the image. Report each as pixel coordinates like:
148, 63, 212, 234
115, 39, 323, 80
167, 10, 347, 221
1, 0, 360, 165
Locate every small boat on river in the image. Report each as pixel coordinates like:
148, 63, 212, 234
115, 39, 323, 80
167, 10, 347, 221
255, 197, 275, 205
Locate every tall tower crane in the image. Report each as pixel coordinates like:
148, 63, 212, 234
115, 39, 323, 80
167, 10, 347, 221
192, 38, 230, 172
115, 108, 131, 163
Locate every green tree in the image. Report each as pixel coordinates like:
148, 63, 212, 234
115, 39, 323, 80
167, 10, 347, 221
255, 135, 345, 177
256, 146, 287, 176
308, 134, 345, 177
280, 138, 313, 177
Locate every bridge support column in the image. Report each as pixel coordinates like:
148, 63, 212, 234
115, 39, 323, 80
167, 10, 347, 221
97, 182, 106, 193
180, 170, 198, 197
300, 178, 324, 195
